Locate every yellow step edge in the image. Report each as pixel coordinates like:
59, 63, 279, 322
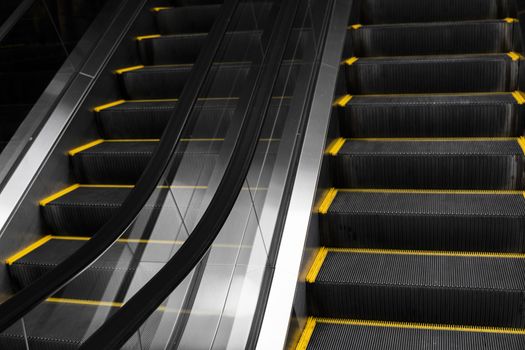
136, 34, 161, 41
93, 100, 126, 112
47, 297, 123, 308
338, 188, 524, 195
68, 139, 104, 156
353, 91, 514, 97
318, 188, 338, 214
504, 17, 519, 23
333, 95, 353, 107
517, 136, 525, 155
5, 235, 53, 265
344, 57, 359, 65
151, 6, 172, 12
347, 137, 519, 142
512, 91, 525, 104
39, 184, 81, 206
327, 247, 525, 259
325, 137, 346, 156
507, 51, 524, 61
114, 65, 144, 74
306, 247, 328, 283
315, 318, 525, 335
350, 24, 362, 30
295, 317, 317, 350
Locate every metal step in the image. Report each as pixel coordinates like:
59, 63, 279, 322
329, 137, 525, 189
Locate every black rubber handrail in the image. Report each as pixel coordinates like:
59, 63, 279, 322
0, 0, 241, 332
80, 0, 301, 347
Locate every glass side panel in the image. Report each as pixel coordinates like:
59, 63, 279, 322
127, 0, 334, 349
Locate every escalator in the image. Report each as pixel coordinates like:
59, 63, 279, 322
0, 0, 287, 347
298, 0, 525, 348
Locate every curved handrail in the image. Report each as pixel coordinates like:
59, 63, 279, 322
0, 0, 241, 332
79, 0, 301, 347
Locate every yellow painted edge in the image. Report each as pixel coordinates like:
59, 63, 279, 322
39, 184, 81, 206
338, 188, 523, 195
518, 136, 525, 155
507, 51, 524, 61
315, 318, 525, 335
344, 57, 359, 65
295, 317, 317, 350
333, 95, 353, 107
114, 65, 144, 74
504, 17, 519, 23
325, 138, 346, 156
93, 100, 126, 112
5, 236, 53, 265
350, 24, 362, 30
512, 90, 525, 104
151, 6, 172, 12
68, 139, 104, 156
136, 34, 161, 41
327, 247, 525, 259
47, 297, 123, 308
348, 137, 517, 141
306, 247, 329, 283
318, 188, 338, 214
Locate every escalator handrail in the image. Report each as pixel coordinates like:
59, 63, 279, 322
79, 0, 302, 347
0, 0, 242, 332
0, 0, 35, 43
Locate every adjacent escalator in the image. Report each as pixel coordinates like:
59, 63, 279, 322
0, 0, 288, 348
297, 0, 525, 348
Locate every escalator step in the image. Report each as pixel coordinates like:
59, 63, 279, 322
39, 185, 208, 236
0, 298, 173, 349
359, 0, 511, 24
117, 62, 296, 99
69, 139, 279, 184
329, 138, 525, 189
336, 92, 525, 137
344, 53, 520, 94
153, 2, 272, 35
319, 189, 525, 252
95, 97, 289, 139
307, 248, 525, 327
351, 19, 515, 57
298, 318, 525, 350
137, 31, 260, 65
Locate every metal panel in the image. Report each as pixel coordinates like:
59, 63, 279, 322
255, 0, 353, 348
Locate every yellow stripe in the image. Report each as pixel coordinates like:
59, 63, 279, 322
344, 57, 359, 65
504, 17, 519, 23
151, 6, 171, 12
93, 100, 126, 112
517, 136, 525, 155
338, 188, 524, 195
68, 139, 104, 156
354, 91, 513, 98
315, 318, 525, 335
136, 34, 161, 41
295, 317, 317, 350
306, 247, 329, 283
350, 24, 362, 30
512, 91, 525, 104
47, 297, 123, 308
39, 184, 81, 206
348, 137, 518, 142
327, 247, 525, 259
507, 51, 523, 61
114, 65, 144, 74
5, 236, 53, 265
333, 95, 353, 107
318, 188, 338, 214
325, 138, 346, 155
